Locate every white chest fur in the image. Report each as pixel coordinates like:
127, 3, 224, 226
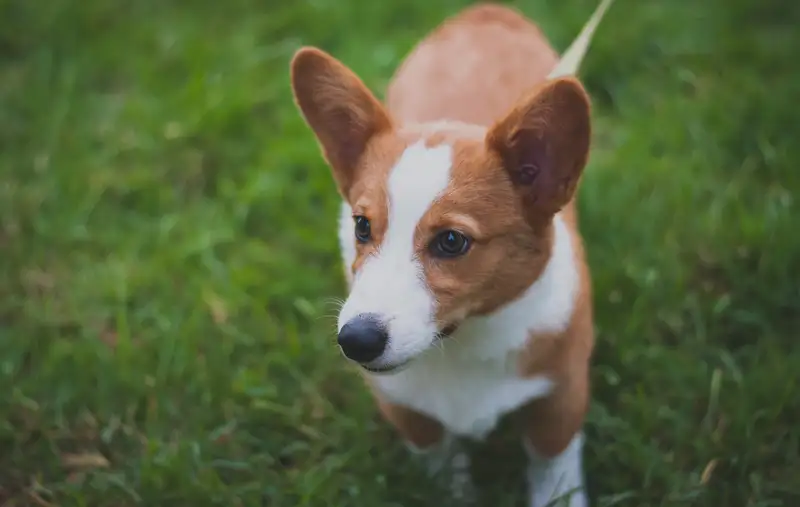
373, 346, 555, 439
338, 202, 579, 439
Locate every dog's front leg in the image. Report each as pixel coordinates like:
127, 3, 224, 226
375, 396, 476, 503
407, 431, 476, 503
524, 432, 587, 507
521, 369, 590, 507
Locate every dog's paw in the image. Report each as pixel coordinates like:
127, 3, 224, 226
445, 450, 477, 504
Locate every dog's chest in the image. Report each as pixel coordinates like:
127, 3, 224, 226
372, 349, 554, 439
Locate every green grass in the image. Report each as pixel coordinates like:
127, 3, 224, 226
1, 0, 799, 505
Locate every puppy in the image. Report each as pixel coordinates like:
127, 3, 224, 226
290, 1, 613, 505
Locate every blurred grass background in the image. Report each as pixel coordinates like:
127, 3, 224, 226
1, 0, 798, 505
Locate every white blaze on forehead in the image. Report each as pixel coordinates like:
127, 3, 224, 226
338, 140, 454, 366
386, 140, 453, 248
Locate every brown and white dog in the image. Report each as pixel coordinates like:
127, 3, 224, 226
290, 1, 613, 505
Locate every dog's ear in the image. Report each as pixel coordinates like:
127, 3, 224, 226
291, 47, 393, 196
486, 77, 591, 226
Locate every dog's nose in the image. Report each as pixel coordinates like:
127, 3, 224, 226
337, 313, 388, 363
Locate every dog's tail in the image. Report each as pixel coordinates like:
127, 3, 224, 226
547, 0, 615, 79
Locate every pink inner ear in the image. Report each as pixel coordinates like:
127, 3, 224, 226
515, 164, 540, 185
488, 78, 591, 221
506, 130, 549, 187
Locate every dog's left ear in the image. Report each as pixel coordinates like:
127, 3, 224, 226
291, 47, 393, 197
486, 77, 591, 226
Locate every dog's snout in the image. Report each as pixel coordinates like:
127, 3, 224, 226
338, 313, 388, 363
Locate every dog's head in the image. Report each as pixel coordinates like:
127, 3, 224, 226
290, 47, 591, 374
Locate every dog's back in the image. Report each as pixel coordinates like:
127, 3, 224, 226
387, 4, 559, 126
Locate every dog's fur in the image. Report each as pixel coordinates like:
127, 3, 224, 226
290, 3, 598, 506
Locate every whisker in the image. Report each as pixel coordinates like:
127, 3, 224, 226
322, 297, 346, 312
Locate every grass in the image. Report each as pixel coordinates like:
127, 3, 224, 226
1, 0, 799, 505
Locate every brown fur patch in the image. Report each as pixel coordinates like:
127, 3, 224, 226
374, 394, 445, 449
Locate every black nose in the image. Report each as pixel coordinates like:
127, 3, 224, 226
337, 313, 389, 363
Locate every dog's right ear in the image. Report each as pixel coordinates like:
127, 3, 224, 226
291, 47, 393, 195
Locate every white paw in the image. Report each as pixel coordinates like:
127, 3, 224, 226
525, 433, 588, 507
446, 450, 477, 503
407, 434, 477, 505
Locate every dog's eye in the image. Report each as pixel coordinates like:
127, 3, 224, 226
354, 216, 371, 243
431, 230, 471, 258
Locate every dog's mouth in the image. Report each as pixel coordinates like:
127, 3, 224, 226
436, 322, 459, 339
361, 361, 411, 375
359, 324, 458, 375
360, 324, 459, 375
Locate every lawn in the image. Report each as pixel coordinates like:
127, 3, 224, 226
1, 0, 798, 505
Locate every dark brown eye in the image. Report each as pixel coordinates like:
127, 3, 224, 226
354, 216, 371, 243
430, 230, 471, 258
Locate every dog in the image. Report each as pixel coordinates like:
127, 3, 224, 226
290, 1, 613, 505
